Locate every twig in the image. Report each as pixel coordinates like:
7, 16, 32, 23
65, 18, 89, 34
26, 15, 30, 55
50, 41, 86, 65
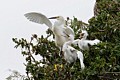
99, 72, 120, 79
28, 38, 36, 62
26, 71, 31, 80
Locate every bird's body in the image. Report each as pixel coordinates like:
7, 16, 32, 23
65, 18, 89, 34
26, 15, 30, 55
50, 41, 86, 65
62, 35, 85, 69
24, 12, 74, 48
54, 34, 67, 47
62, 39, 77, 63
63, 45, 78, 63
73, 39, 89, 50
51, 17, 67, 47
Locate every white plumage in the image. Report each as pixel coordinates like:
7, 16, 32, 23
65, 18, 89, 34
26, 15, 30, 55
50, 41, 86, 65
73, 30, 100, 50
24, 12, 74, 48
62, 35, 85, 69
25, 12, 52, 29
77, 51, 85, 69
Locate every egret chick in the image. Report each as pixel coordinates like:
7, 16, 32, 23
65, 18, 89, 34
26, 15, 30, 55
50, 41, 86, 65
62, 34, 85, 69
73, 30, 100, 50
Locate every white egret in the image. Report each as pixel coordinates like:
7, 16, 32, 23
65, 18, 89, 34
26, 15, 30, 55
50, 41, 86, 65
24, 12, 74, 48
73, 30, 100, 50
62, 34, 85, 69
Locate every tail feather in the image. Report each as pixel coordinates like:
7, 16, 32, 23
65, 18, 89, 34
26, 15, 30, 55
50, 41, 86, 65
77, 51, 85, 69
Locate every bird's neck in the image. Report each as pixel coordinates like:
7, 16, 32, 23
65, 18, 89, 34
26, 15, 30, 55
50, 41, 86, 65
55, 19, 65, 26
64, 41, 72, 48
67, 41, 72, 45
62, 41, 72, 51
81, 37, 86, 40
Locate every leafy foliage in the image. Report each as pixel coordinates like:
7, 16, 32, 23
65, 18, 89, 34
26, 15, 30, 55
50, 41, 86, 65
12, 0, 120, 79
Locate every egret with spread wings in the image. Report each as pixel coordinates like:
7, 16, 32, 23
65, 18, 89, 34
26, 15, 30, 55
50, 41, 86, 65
24, 12, 74, 48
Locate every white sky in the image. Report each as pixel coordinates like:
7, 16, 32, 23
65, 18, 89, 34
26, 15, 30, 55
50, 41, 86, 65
0, 0, 95, 79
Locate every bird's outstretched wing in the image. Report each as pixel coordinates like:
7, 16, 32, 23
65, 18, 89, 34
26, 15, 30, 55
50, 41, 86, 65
24, 12, 52, 29
85, 39, 100, 46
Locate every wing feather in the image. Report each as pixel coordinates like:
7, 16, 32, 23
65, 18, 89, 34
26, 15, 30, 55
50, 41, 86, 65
64, 26, 74, 36
24, 12, 52, 29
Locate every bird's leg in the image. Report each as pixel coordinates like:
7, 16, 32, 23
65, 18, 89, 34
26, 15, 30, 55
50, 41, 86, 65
59, 47, 63, 57
58, 46, 64, 64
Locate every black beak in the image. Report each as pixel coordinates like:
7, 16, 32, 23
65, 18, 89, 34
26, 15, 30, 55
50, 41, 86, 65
49, 16, 58, 19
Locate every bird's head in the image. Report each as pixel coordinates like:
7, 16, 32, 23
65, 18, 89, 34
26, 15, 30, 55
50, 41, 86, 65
49, 16, 65, 25
79, 30, 88, 39
49, 16, 64, 21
